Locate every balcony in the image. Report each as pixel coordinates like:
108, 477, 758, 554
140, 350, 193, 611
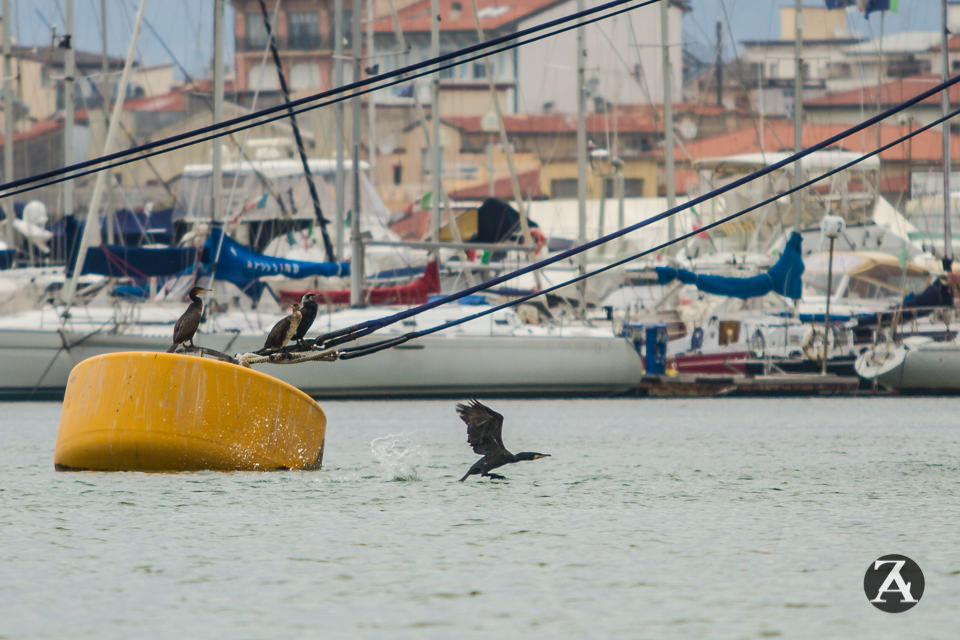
239, 34, 324, 52
287, 34, 323, 51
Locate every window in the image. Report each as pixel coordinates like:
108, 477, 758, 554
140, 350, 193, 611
328, 9, 353, 47
473, 62, 487, 79
288, 11, 321, 49
245, 13, 268, 49
604, 178, 644, 198
393, 164, 402, 185
248, 63, 280, 90
439, 49, 457, 79
623, 178, 644, 197
290, 63, 320, 90
551, 178, 578, 198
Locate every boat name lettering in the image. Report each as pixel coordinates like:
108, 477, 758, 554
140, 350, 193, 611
245, 260, 300, 275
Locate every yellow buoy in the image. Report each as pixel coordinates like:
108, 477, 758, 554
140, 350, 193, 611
55, 352, 326, 471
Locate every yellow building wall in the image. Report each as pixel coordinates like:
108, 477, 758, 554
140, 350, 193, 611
780, 7, 849, 40
540, 157, 658, 199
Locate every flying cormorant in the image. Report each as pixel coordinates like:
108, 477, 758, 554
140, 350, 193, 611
456, 399, 550, 481
292, 293, 318, 344
168, 286, 209, 352
263, 303, 302, 351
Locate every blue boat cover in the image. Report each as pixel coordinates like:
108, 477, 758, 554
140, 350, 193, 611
655, 231, 804, 300
81, 244, 202, 278
205, 226, 349, 293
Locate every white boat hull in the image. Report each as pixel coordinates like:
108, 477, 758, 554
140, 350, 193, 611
855, 338, 960, 393
0, 314, 644, 399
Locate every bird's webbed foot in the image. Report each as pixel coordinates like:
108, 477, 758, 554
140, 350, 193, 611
483, 473, 507, 480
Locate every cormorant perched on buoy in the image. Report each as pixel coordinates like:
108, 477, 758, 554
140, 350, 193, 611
168, 286, 209, 352
262, 303, 302, 352
292, 293, 318, 345
456, 399, 550, 481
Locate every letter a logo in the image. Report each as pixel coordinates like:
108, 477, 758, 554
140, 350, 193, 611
863, 554, 924, 613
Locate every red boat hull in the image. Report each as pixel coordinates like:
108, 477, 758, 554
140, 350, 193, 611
279, 260, 439, 306
668, 351, 749, 375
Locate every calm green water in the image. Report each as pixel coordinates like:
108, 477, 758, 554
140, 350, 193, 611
2, 397, 959, 639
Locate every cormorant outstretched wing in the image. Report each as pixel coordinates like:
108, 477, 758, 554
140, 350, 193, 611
456, 399, 507, 456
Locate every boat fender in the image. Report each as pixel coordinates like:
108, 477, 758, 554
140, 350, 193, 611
530, 228, 547, 254
930, 307, 954, 326
801, 325, 836, 361
749, 329, 765, 359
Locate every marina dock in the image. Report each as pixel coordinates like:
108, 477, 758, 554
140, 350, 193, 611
635, 372, 884, 398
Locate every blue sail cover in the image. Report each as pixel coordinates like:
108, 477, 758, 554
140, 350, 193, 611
80, 245, 201, 277
655, 232, 804, 300
205, 226, 349, 293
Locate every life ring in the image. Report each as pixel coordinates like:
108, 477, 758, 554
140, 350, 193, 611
749, 329, 765, 359
801, 325, 837, 361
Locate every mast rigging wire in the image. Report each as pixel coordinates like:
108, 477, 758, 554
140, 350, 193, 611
256, 0, 336, 262
306, 75, 960, 351
335, 105, 960, 359
0, 0, 660, 198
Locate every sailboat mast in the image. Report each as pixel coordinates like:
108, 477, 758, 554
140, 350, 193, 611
576, 0, 587, 315
661, 0, 675, 237
792, 0, 803, 230
212, 0, 225, 225
2, 0, 14, 251
102, 0, 116, 245
942, 0, 953, 267
468, 0, 531, 245
335, 0, 345, 260
63, 0, 75, 221
349, 0, 364, 306
430, 0, 441, 243
62, 0, 148, 310
366, 0, 376, 179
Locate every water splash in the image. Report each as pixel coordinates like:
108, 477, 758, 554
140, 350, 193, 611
370, 434, 424, 481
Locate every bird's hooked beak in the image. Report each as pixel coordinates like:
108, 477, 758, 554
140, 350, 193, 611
534, 454, 550, 460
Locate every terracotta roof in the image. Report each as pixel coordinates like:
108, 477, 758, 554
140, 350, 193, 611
447, 168, 545, 200
928, 34, 960, 52
804, 74, 960, 108
10, 43, 127, 70
659, 168, 699, 196
183, 78, 238, 94
617, 103, 734, 117
123, 90, 186, 112
372, 0, 562, 34
678, 119, 960, 164
446, 113, 658, 134
0, 118, 63, 146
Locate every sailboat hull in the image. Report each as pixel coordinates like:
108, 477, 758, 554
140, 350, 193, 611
0, 324, 645, 400
856, 338, 960, 393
